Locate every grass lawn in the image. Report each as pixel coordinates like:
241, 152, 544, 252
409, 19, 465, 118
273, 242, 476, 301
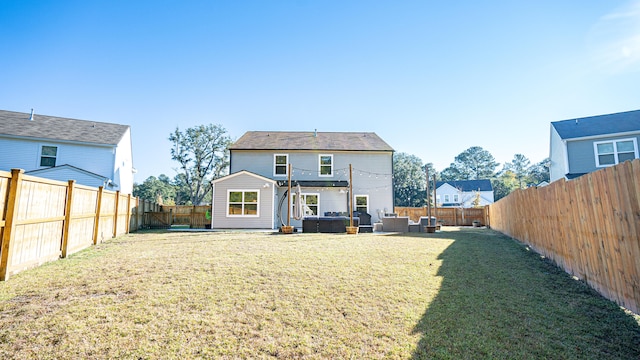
0, 227, 638, 359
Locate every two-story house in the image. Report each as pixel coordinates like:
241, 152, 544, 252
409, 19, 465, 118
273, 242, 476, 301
435, 180, 494, 208
211, 131, 394, 230
0, 110, 135, 193
549, 109, 640, 182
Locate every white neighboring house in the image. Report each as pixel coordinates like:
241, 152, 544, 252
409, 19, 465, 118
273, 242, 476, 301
435, 180, 494, 208
0, 110, 135, 194
549, 109, 640, 182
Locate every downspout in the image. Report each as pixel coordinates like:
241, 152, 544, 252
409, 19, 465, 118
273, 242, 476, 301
391, 151, 395, 213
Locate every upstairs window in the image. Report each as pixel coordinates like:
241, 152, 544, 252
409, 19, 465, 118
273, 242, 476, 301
444, 194, 450, 203
453, 194, 460, 203
319, 154, 333, 177
40, 146, 57, 167
274, 154, 288, 176
595, 139, 638, 167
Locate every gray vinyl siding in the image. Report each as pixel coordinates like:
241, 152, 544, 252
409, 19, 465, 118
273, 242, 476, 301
27, 167, 106, 188
0, 137, 114, 173
566, 140, 597, 174
231, 150, 393, 223
565, 134, 640, 175
212, 173, 275, 229
231, 150, 392, 180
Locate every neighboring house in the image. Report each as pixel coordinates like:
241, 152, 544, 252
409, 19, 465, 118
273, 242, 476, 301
211, 131, 394, 229
0, 109, 135, 193
549, 109, 640, 183
435, 180, 494, 208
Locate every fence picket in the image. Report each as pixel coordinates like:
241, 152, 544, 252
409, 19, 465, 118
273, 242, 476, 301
489, 159, 640, 314
0, 169, 151, 281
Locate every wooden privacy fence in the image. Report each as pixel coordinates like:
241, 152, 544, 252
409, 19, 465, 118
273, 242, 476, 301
488, 159, 640, 315
395, 206, 489, 226
0, 169, 159, 281
143, 205, 210, 229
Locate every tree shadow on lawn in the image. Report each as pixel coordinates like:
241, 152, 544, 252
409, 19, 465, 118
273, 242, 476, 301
410, 228, 640, 359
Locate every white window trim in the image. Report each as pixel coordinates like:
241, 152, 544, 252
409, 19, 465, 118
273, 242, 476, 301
594, 138, 639, 167
273, 154, 289, 177
226, 189, 260, 217
38, 144, 59, 168
354, 194, 369, 214
453, 194, 460, 203
444, 194, 450, 203
292, 192, 320, 217
318, 154, 333, 177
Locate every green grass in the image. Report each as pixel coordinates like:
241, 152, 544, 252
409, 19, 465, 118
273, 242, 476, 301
0, 228, 638, 359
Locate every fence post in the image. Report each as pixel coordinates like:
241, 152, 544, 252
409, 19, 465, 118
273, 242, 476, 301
60, 180, 75, 258
113, 191, 120, 237
93, 186, 104, 245
0, 169, 25, 281
134, 197, 139, 232
125, 194, 132, 234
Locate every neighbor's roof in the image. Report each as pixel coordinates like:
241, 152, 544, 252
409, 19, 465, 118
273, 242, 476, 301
551, 109, 640, 140
25, 164, 109, 181
436, 179, 493, 192
0, 110, 129, 146
230, 131, 394, 152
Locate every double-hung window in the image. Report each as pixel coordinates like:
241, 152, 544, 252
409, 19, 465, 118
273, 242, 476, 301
274, 154, 288, 176
319, 154, 333, 177
444, 194, 450, 203
227, 190, 259, 217
453, 194, 460, 203
355, 195, 369, 214
594, 138, 638, 167
40, 145, 58, 167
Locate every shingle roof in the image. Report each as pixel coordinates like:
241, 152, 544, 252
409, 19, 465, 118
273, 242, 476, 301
551, 109, 640, 140
0, 110, 129, 146
229, 131, 394, 152
436, 179, 493, 192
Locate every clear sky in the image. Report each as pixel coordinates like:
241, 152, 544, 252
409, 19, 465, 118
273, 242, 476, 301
2, 1, 640, 182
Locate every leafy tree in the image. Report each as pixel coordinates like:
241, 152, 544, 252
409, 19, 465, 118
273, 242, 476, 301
169, 124, 232, 205
393, 152, 427, 207
172, 173, 195, 205
504, 154, 531, 189
133, 175, 176, 204
492, 170, 519, 201
440, 146, 498, 181
527, 158, 550, 186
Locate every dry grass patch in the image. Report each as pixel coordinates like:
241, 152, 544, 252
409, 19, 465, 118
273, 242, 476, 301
1, 228, 638, 359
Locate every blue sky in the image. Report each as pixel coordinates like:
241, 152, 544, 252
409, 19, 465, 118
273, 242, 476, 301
2, 1, 640, 182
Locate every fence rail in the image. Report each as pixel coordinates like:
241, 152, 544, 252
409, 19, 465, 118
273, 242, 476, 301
142, 205, 210, 229
395, 206, 488, 226
488, 159, 640, 315
0, 169, 159, 281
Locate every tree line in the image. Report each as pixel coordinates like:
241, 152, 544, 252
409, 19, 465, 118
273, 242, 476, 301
134, 124, 549, 206
393, 146, 549, 207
